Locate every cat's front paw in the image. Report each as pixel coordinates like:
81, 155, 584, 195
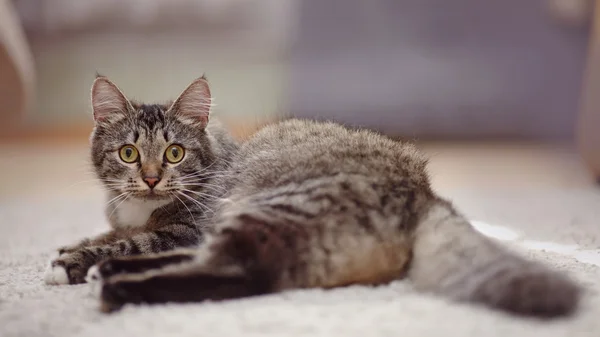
44, 257, 70, 285
44, 252, 92, 285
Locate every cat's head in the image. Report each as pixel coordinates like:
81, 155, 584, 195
89, 75, 218, 201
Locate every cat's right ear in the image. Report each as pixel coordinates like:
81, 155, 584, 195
91, 76, 132, 124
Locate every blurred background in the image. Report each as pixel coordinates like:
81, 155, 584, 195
1, 0, 599, 197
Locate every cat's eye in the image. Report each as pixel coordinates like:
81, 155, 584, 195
165, 145, 185, 163
119, 145, 139, 163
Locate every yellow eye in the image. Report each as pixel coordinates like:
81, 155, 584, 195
165, 145, 185, 163
119, 145, 139, 163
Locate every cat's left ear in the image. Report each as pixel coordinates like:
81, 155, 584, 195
167, 75, 211, 128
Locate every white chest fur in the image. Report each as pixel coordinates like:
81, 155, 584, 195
114, 198, 171, 228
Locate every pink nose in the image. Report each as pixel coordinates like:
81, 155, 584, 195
143, 176, 160, 188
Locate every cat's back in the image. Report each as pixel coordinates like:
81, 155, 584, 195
228, 119, 431, 192
218, 119, 432, 288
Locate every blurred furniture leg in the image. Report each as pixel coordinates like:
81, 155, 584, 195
578, 0, 600, 181
0, 0, 35, 132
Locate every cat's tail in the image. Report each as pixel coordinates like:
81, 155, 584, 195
408, 199, 582, 318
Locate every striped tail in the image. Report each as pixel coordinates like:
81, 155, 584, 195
408, 199, 581, 318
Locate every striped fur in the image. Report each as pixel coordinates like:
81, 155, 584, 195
95, 117, 581, 318
45, 76, 237, 285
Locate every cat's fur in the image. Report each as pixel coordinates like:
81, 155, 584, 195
86, 77, 581, 318
44, 75, 237, 285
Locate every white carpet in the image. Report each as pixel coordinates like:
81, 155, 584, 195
2, 189, 600, 337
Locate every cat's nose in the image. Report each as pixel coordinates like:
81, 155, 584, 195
143, 176, 161, 188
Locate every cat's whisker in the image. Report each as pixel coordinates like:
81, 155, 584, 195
177, 183, 226, 195
159, 195, 174, 213
178, 171, 231, 179
105, 192, 129, 208
179, 178, 231, 185
179, 188, 222, 200
176, 188, 213, 199
180, 194, 219, 203
176, 180, 227, 190
106, 192, 131, 220
178, 172, 232, 182
176, 191, 214, 214
178, 171, 223, 181
176, 192, 210, 213
183, 181, 228, 188
101, 178, 125, 183
179, 164, 220, 178
181, 187, 225, 196
177, 178, 230, 187
171, 192, 196, 224
178, 160, 230, 178
197, 160, 220, 171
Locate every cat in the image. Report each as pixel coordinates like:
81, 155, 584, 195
44, 75, 238, 285
85, 76, 581, 318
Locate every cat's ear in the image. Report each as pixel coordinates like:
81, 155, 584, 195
167, 75, 211, 128
91, 76, 132, 124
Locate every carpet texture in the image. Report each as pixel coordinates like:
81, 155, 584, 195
1, 189, 600, 337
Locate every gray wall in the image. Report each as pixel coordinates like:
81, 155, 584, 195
290, 0, 589, 140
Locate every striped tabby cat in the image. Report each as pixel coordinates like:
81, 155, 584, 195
86, 76, 581, 318
44, 75, 237, 285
